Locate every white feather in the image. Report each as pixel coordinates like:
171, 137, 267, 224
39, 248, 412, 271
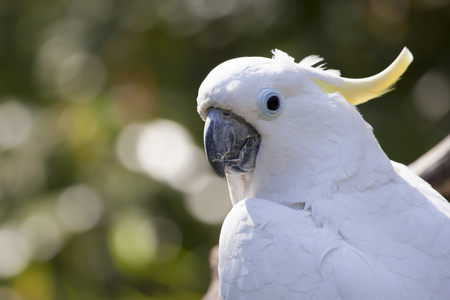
197, 49, 450, 299
220, 198, 412, 299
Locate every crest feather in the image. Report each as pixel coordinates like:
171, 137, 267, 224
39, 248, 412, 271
299, 55, 324, 67
272, 50, 341, 76
314, 47, 413, 105
301, 55, 341, 76
271, 49, 295, 64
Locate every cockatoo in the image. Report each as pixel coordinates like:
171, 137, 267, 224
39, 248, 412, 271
197, 48, 450, 299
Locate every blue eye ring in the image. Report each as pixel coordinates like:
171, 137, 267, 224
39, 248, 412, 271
256, 88, 284, 120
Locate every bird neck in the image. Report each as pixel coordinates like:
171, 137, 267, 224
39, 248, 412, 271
228, 118, 395, 212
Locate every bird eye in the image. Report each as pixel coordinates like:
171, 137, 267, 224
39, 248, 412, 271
266, 96, 280, 111
256, 88, 284, 120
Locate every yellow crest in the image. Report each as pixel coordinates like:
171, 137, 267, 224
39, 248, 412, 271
314, 47, 413, 105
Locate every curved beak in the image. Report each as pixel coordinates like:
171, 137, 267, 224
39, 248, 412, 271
204, 108, 261, 178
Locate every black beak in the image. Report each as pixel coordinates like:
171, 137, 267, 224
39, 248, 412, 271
204, 108, 261, 178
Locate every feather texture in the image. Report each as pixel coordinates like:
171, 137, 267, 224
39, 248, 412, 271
197, 48, 450, 299
220, 198, 413, 299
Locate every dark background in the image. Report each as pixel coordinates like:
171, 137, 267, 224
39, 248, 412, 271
0, 0, 448, 299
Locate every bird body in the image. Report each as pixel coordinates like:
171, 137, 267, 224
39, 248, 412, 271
220, 163, 450, 299
197, 48, 450, 299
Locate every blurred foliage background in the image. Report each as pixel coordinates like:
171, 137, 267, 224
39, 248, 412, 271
0, 0, 448, 299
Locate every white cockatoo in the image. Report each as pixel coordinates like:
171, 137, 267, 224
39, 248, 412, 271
197, 48, 450, 300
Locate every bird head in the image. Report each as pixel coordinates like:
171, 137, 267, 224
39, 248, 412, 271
197, 48, 413, 206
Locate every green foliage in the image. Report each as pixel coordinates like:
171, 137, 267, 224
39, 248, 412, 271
0, 0, 448, 299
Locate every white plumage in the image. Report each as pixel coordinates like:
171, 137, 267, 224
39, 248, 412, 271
197, 48, 450, 299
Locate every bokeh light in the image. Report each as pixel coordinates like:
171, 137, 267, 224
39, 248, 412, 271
56, 184, 103, 233
185, 175, 231, 225
0, 0, 448, 299
20, 213, 63, 262
136, 119, 202, 189
109, 208, 158, 271
413, 70, 450, 122
116, 119, 231, 224
56, 53, 107, 102
0, 228, 31, 279
0, 101, 33, 150
0, 286, 22, 300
